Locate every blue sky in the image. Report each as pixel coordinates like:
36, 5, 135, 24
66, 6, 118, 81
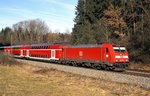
0, 0, 77, 32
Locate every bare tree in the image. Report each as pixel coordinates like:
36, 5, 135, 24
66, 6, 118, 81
12, 19, 49, 44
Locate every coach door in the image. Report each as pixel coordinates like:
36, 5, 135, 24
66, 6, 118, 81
26, 50, 29, 57
51, 50, 56, 59
20, 50, 23, 57
105, 48, 110, 62
102, 47, 110, 62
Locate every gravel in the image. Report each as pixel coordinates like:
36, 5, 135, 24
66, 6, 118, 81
17, 59, 150, 89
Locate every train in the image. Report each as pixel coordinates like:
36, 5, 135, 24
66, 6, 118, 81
0, 43, 129, 71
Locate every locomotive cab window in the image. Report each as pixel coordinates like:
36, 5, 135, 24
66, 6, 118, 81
113, 47, 120, 52
113, 46, 126, 52
120, 47, 126, 52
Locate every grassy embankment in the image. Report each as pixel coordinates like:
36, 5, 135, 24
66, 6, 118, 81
0, 64, 150, 96
0, 52, 149, 96
129, 63, 150, 71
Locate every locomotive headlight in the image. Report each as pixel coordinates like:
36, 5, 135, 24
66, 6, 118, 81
115, 56, 121, 58
123, 56, 128, 58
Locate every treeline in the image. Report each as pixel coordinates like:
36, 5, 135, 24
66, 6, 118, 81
72, 0, 150, 63
0, 0, 150, 63
0, 19, 71, 45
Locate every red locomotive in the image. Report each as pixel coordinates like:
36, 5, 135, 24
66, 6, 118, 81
2, 43, 129, 71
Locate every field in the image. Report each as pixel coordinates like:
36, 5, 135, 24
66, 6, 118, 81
0, 64, 149, 96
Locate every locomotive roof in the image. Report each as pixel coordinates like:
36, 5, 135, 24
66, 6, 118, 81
0, 46, 4, 49
2, 43, 67, 48
0, 45, 23, 48
27, 43, 50, 47
28, 43, 66, 47
112, 44, 126, 47
68, 44, 101, 48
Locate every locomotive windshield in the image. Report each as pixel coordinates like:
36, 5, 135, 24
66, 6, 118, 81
113, 46, 126, 52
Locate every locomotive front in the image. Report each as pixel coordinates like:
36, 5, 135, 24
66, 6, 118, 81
112, 45, 129, 70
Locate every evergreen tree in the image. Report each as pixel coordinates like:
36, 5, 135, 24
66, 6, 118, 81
1, 27, 12, 44
128, 0, 150, 63
72, 0, 86, 44
94, 0, 109, 19
72, 0, 110, 44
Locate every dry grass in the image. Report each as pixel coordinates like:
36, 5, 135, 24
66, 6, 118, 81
129, 63, 150, 71
0, 64, 149, 96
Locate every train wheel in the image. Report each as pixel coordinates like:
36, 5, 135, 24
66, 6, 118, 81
72, 61, 78, 67
85, 63, 92, 68
101, 64, 106, 70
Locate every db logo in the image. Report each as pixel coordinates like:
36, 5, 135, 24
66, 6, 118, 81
79, 51, 83, 56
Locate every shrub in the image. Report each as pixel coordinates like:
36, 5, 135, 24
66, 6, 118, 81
0, 51, 19, 66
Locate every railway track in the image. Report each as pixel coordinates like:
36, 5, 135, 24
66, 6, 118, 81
127, 69, 150, 73
123, 70, 150, 78
16, 58, 150, 78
